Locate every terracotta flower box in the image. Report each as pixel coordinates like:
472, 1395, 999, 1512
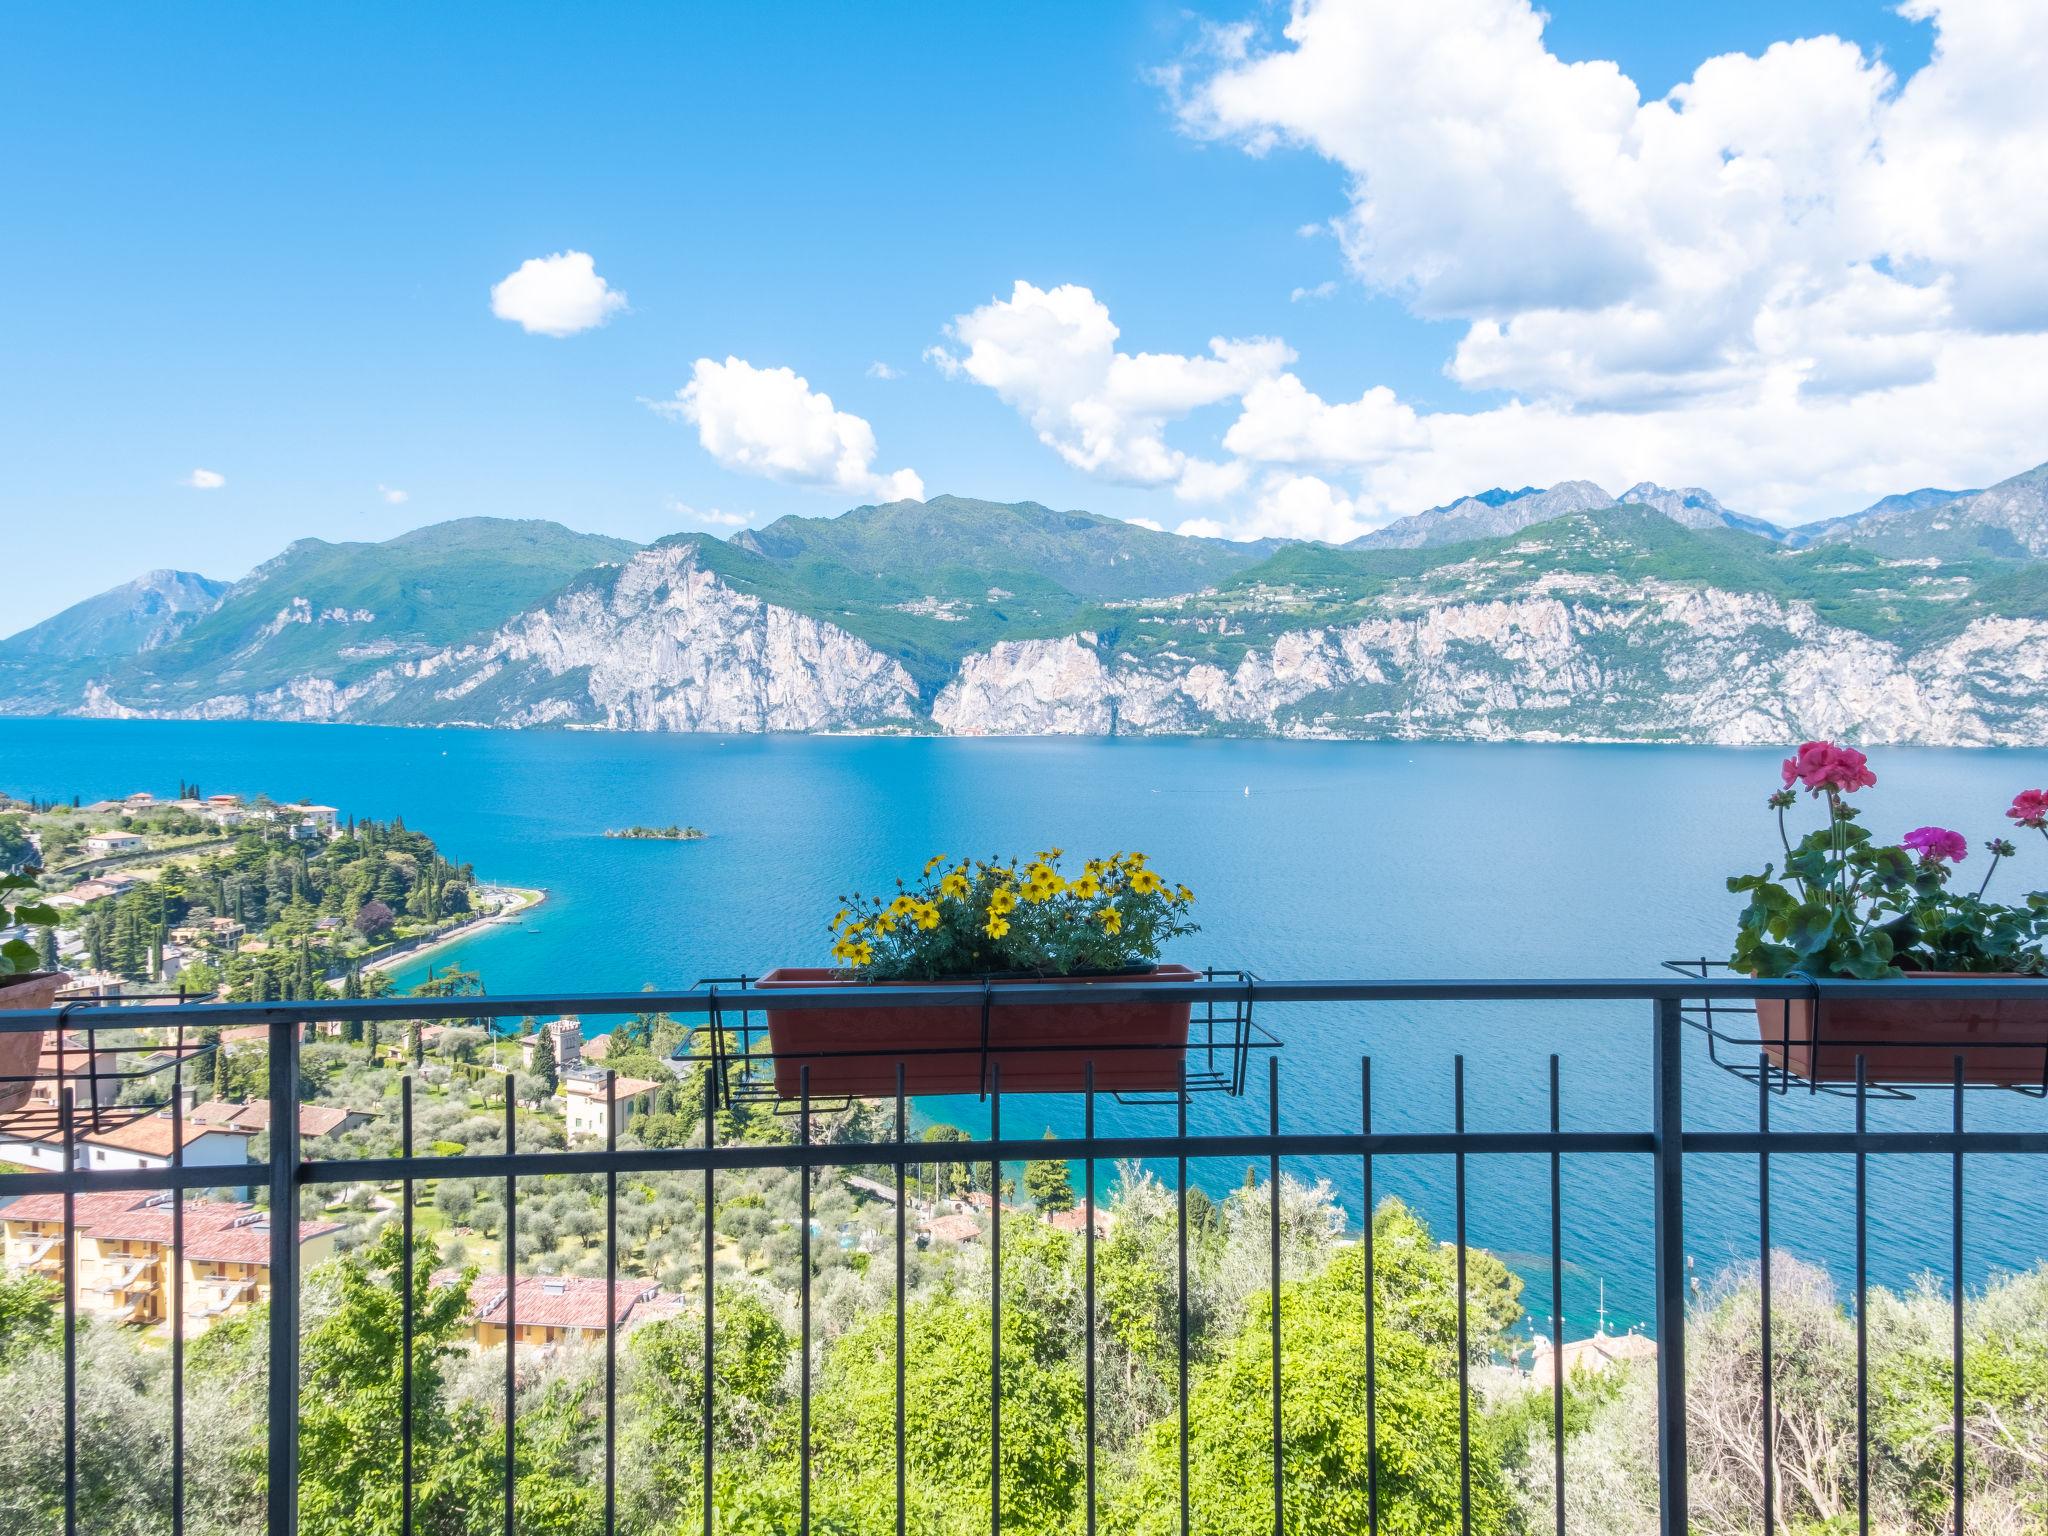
755, 964, 1200, 1098
1754, 974, 2048, 1087
0, 971, 67, 1113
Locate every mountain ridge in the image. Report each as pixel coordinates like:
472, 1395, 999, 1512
7, 467, 2046, 743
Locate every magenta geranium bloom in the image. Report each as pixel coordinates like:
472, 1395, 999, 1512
2007, 789, 2048, 830
1780, 740, 1877, 795
1902, 826, 1968, 864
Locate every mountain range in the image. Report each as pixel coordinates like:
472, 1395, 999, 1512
5, 463, 2046, 744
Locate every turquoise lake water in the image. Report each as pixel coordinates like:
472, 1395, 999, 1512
4, 717, 2046, 1339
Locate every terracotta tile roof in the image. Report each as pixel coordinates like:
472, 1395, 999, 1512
565, 1073, 661, 1100
1, 1189, 161, 1226
1, 1189, 334, 1260
928, 1213, 982, 1243
187, 1100, 363, 1137
80, 1114, 256, 1159
462, 1273, 673, 1332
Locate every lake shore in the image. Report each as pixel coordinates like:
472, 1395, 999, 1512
362, 884, 546, 976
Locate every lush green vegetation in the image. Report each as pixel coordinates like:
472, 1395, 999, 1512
53, 808, 480, 1001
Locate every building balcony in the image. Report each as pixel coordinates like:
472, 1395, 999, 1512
1, 975, 2044, 1534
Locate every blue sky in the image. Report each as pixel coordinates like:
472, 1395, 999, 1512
9, 0, 2036, 635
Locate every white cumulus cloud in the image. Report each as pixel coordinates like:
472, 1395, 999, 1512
934, 280, 1292, 494
181, 468, 225, 490
866, 361, 903, 380
667, 500, 751, 529
377, 484, 409, 505
652, 357, 924, 503
490, 251, 628, 337
931, 0, 2048, 540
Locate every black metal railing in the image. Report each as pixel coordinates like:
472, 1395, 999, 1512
2, 973, 2045, 1535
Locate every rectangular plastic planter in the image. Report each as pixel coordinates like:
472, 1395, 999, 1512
1754, 973, 2048, 1086
755, 964, 1199, 1098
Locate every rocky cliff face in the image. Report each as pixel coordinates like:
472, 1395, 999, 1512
932, 588, 2048, 745
83, 543, 923, 732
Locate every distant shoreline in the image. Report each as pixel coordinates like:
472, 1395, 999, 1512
361, 885, 546, 976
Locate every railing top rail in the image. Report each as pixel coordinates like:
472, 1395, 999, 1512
4, 971, 2048, 1031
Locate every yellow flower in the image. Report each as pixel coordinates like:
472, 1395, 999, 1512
984, 913, 1011, 939
989, 886, 1018, 915
1070, 874, 1100, 901
845, 919, 868, 937
849, 940, 873, 966
875, 911, 898, 934
940, 872, 969, 900
1129, 868, 1164, 895
1175, 884, 1194, 903
923, 853, 949, 876
1022, 871, 1063, 903
914, 901, 941, 931
888, 894, 918, 918
1097, 905, 1122, 935
1084, 859, 1107, 878
830, 907, 850, 932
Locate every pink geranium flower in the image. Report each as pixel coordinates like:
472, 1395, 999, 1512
1781, 741, 1877, 795
2007, 789, 2048, 830
1902, 826, 1968, 864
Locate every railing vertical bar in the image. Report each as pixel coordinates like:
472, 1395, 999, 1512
703, 1064, 717, 1536
1176, 1076, 1190, 1536
895, 1063, 907, 1536
61, 1086, 77, 1536
502, 1086, 516, 1536
1854, 1057, 1868, 1536
605, 1069, 618, 1536
1083, 1061, 1098, 1536
1362, 1056, 1378, 1536
172, 1052, 186, 1536
266, 1015, 301, 1536
1758, 1054, 1775, 1536
1951, 1056, 1965, 1536
1454, 1055, 1471, 1536
990, 1063, 1003, 1536
1268, 1055, 1283, 1536
800, 1066, 812, 1536
402, 1075, 415, 1536
1548, 1054, 1564, 1536
1651, 997, 1689, 1536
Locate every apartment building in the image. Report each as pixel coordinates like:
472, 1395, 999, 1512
0, 1189, 341, 1330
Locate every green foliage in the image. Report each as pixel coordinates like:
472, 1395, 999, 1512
1023, 1131, 1076, 1213
810, 1291, 1084, 1536
0, 870, 59, 976
297, 1225, 504, 1536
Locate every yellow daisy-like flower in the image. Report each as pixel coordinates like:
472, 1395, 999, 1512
845, 919, 868, 937
1022, 871, 1064, 904
888, 894, 918, 918
989, 886, 1018, 915
914, 901, 941, 931
1129, 868, 1164, 895
940, 872, 970, 900
830, 907, 850, 932
923, 853, 948, 876
1121, 850, 1149, 870
1175, 884, 1195, 903
875, 911, 898, 934
849, 940, 873, 966
1070, 874, 1100, 901
984, 913, 1011, 939
1097, 905, 1122, 935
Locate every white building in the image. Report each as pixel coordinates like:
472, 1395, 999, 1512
0, 1109, 257, 1193
562, 1070, 661, 1141
293, 804, 340, 833
520, 1017, 583, 1075
82, 833, 146, 857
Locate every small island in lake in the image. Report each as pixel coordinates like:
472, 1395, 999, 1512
604, 824, 706, 841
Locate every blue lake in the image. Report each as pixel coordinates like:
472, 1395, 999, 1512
4, 718, 2045, 1340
